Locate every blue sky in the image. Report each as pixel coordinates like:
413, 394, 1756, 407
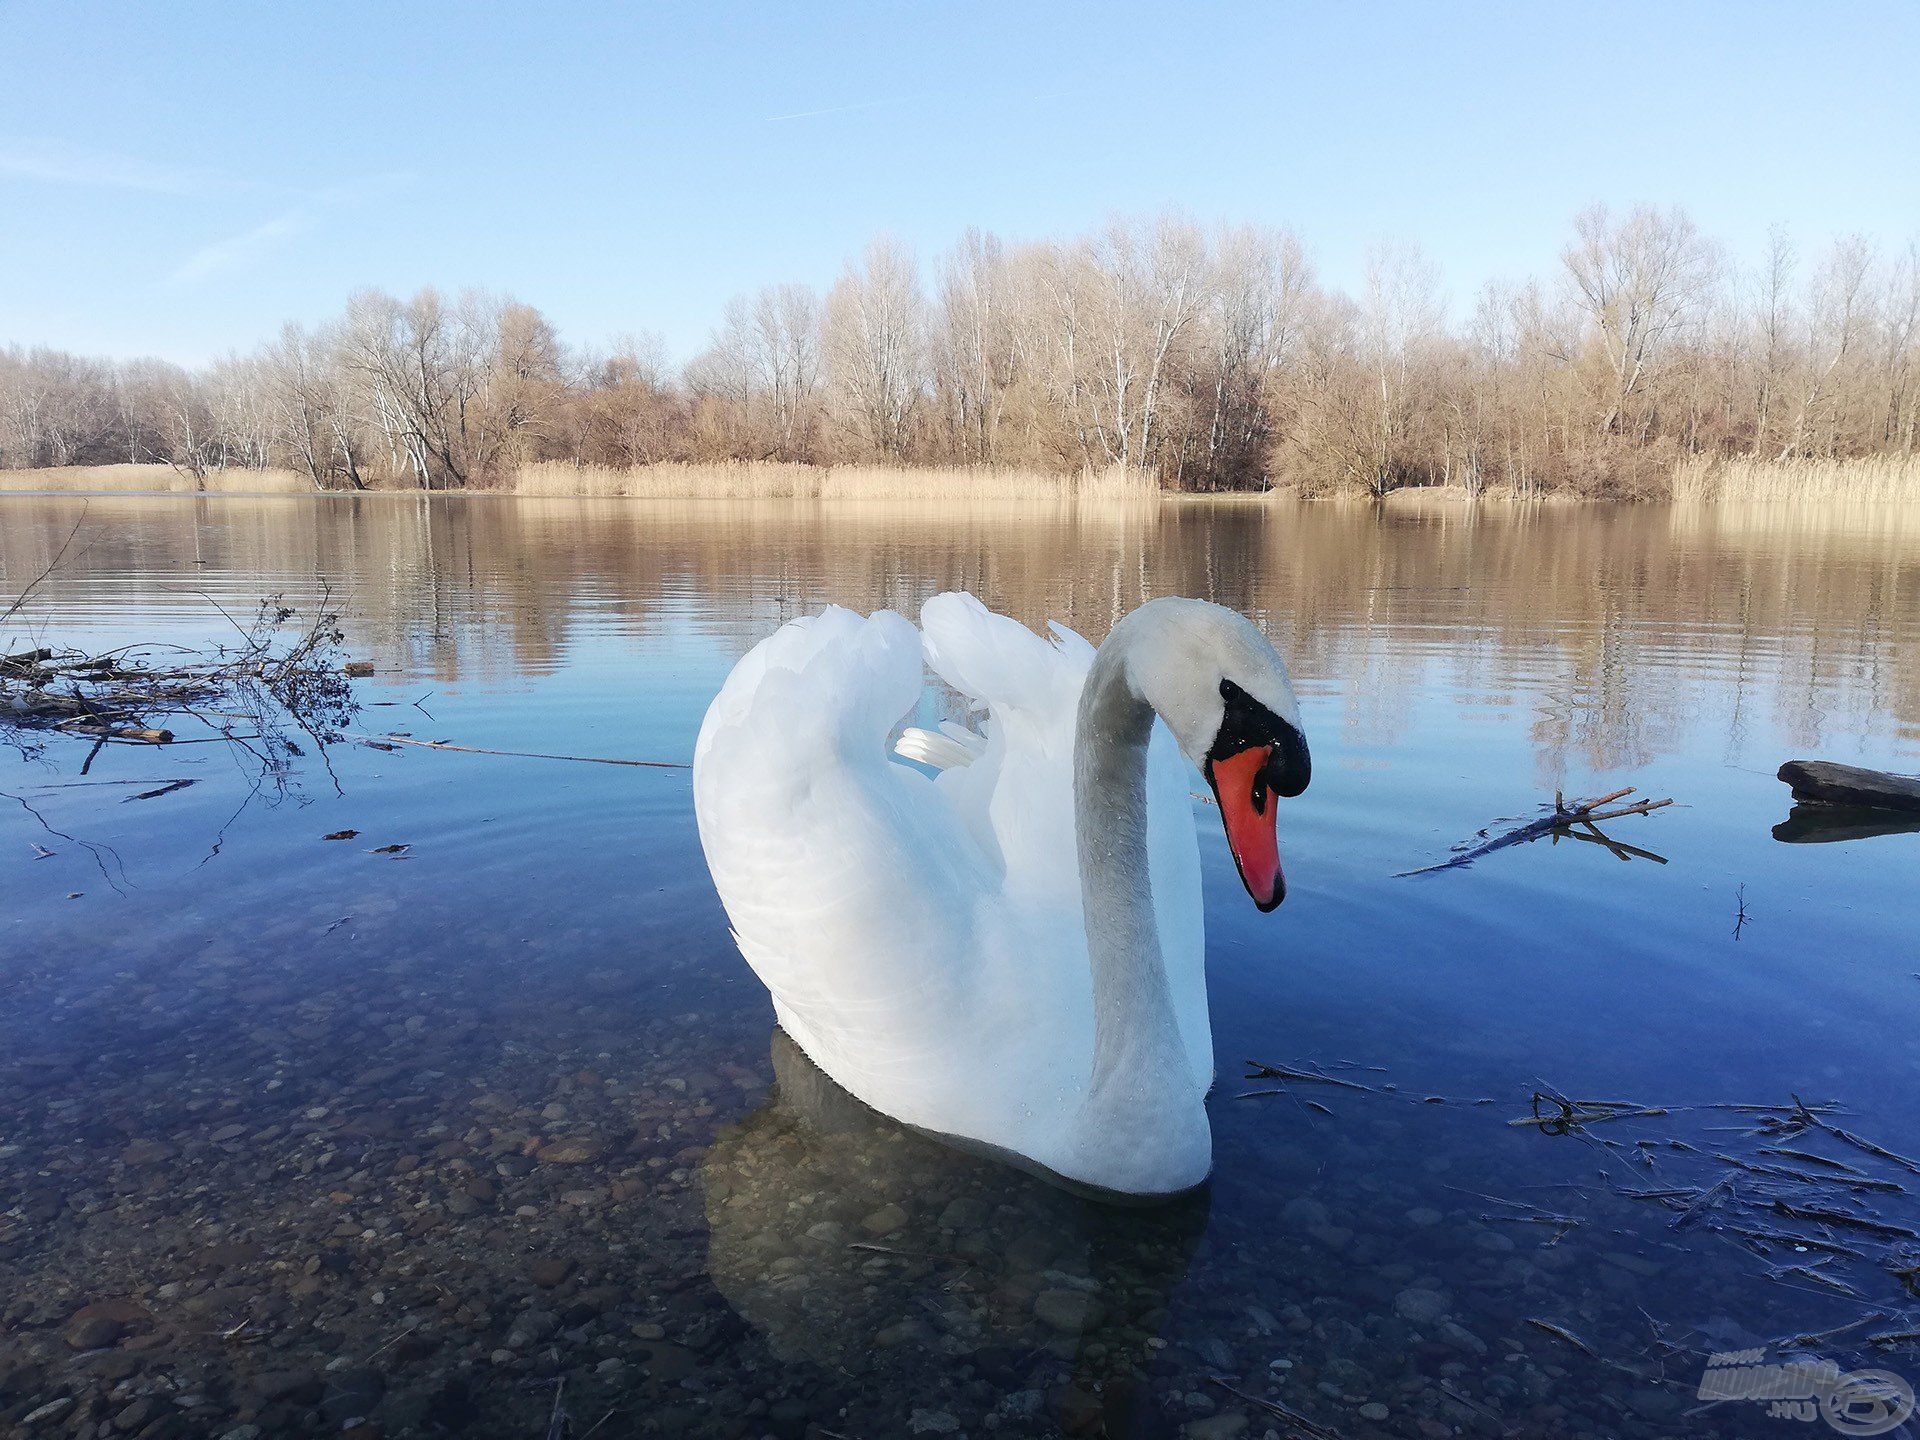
3, 1, 1916, 364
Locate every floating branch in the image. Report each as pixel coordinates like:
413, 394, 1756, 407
1775, 1314, 1887, 1352
1801, 1108, 1920, 1178
1559, 822, 1670, 866
1397, 787, 1673, 877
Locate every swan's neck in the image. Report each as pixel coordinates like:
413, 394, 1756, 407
1074, 635, 1195, 1116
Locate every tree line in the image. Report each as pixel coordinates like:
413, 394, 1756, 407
3, 207, 1916, 496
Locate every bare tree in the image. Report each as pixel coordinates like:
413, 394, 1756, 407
1358, 241, 1443, 497
1881, 242, 1920, 455
1075, 215, 1213, 471
825, 237, 926, 459
1749, 226, 1797, 454
750, 285, 823, 460
933, 229, 1022, 465
1176, 225, 1313, 489
1779, 236, 1876, 457
1562, 204, 1718, 439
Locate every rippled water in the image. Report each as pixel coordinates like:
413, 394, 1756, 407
2, 494, 1918, 1439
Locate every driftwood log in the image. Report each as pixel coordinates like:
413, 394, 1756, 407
1778, 760, 1920, 814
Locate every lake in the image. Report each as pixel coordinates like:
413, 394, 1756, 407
3, 493, 1918, 1440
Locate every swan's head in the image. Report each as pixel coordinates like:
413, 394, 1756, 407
1120, 598, 1310, 911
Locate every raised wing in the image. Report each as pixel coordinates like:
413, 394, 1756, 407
693, 607, 998, 1114
919, 592, 1092, 905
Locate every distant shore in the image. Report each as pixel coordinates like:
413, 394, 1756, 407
2, 457, 1915, 506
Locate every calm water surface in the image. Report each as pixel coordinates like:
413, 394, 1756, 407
2, 494, 1918, 1439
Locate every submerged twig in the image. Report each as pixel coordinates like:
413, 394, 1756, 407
1525, 1317, 1597, 1355
1202, 1377, 1346, 1439
846, 1241, 976, 1267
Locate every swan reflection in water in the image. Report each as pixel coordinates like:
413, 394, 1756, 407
701, 1032, 1211, 1432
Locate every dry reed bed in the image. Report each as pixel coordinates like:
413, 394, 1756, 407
0, 463, 310, 494
0, 460, 1158, 502
5, 458, 1919, 506
512, 461, 1159, 502
1672, 455, 1920, 506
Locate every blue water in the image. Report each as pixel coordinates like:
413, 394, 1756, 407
2, 494, 1917, 1439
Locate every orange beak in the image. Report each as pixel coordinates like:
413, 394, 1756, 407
1208, 745, 1285, 911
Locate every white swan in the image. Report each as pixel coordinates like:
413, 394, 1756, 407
692, 593, 1309, 1199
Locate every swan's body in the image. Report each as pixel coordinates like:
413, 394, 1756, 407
693, 593, 1307, 1198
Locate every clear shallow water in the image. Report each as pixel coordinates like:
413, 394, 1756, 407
2, 494, 1918, 1440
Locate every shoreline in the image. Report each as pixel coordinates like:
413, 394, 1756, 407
2, 461, 1916, 509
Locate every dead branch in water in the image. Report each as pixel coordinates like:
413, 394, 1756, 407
2, 594, 359, 770
1397, 787, 1673, 877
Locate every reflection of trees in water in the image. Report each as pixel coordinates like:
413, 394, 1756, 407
701, 1032, 1210, 1436
3, 495, 1916, 773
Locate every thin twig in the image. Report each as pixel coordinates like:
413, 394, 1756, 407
0, 503, 88, 628
365, 1318, 424, 1361
342, 731, 690, 769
